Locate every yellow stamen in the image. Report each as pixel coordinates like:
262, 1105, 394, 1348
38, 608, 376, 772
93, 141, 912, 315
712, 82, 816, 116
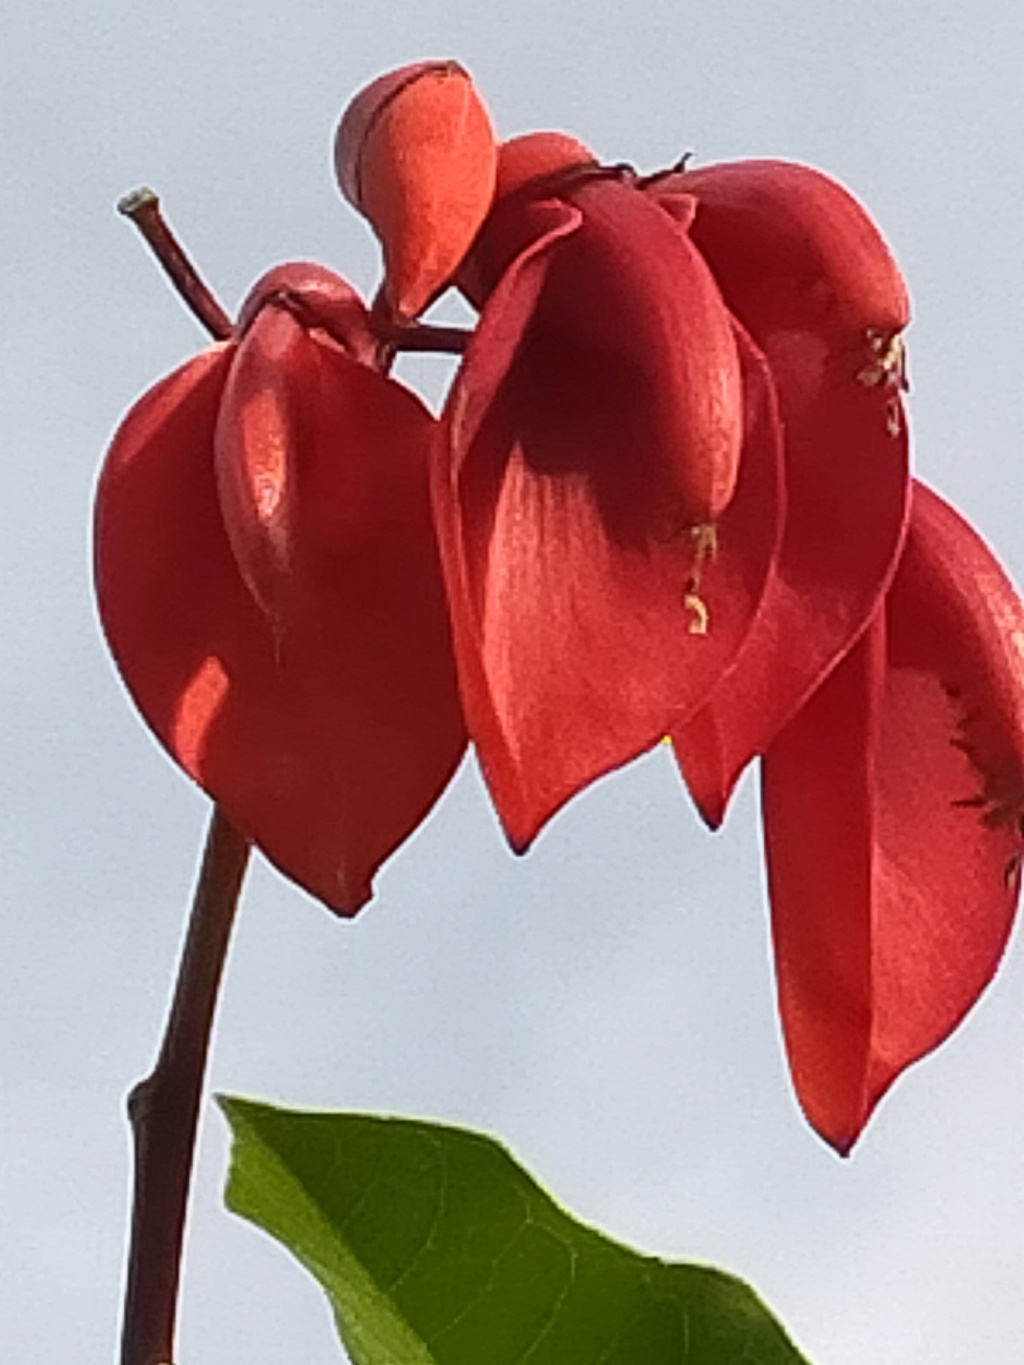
681, 522, 717, 634
683, 589, 709, 635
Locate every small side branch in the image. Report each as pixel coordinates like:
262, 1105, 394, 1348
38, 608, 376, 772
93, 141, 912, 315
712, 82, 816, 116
380, 320, 473, 354
120, 808, 250, 1365
118, 189, 234, 342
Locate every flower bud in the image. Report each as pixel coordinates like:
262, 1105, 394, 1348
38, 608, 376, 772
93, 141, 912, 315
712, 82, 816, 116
494, 131, 597, 199
335, 61, 498, 320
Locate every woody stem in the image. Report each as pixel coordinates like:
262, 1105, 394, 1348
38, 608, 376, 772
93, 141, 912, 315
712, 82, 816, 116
121, 809, 250, 1365
116, 191, 249, 1365
380, 320, 473, 354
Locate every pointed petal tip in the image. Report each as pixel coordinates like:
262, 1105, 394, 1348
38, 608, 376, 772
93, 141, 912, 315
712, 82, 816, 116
696, 797, 726, 832
323, 879, 374, 919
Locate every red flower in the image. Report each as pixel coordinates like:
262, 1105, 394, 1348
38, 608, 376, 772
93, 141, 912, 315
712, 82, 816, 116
95, 263, 466, 914
419, 128, 1022, 1147
432, 136, 788, 848
763, 482, 1024, 1151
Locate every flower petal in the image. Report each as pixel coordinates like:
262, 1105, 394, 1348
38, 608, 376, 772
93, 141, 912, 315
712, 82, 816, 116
435, 194, 784, 848
662, 161, 911, 825
237, 261, 377, 365
95, 342, 466, 914
761, 481, 1024, 1150
214, 305, 306, 622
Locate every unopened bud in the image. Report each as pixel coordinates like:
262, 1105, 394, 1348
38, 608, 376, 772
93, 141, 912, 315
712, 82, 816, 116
335, 61, 497, 321
495, 131, 597, 199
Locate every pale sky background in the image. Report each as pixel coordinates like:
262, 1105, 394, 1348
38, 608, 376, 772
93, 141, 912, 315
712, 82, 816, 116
2, 2, 1022, 1362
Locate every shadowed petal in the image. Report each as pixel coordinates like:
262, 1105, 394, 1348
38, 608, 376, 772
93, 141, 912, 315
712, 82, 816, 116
435, 197, 784, 848
96, 342, 466, 914
762, 482, 1024, 1150
663, 161, 910, 824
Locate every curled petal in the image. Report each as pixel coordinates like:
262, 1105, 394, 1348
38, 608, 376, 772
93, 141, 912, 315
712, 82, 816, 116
435, 200, 784, 848
96, 344, 466, 914
761, 482, 1024, 1150
663, 160, 911, 822
335, 61, 497, 320
237, 262, 377, 365
214, 304, 306, 622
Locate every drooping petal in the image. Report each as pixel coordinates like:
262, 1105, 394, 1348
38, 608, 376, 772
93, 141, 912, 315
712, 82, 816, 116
95, 341, 466, 914
760, 614, 885, 1152
761, 481, 1024, 1151
435, 189, 784, 849
335, 61, 497, 320
662, 161, 911, 824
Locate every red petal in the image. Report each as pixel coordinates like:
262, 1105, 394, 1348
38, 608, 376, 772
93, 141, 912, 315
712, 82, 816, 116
435, 199, 784, 848
468, 176, 746, 521
652, 159, 909, 342
214, 306, 306, 622
663, 160, 910, 823
96, 344, 466, 914
237, 262, 377, 366
761, 482, 1024, 1150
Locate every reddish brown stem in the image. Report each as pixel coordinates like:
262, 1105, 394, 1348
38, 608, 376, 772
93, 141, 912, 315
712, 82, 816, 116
118, 189, 234, 342
121, 808, 250, 1365
382, 320, 473, 354
368, 283, 472, 375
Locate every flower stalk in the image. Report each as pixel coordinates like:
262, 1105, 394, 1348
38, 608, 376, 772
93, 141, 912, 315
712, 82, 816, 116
121, 807, 249, 1365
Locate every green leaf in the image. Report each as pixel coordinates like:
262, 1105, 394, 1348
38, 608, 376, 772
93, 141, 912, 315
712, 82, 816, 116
220, 1097, 813, 1365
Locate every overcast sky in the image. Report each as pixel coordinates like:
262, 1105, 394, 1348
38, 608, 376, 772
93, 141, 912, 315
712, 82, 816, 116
2, 2, 1022, 1363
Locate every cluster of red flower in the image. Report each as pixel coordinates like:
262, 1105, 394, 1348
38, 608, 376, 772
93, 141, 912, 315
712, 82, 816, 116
95, 62, 1024, 1150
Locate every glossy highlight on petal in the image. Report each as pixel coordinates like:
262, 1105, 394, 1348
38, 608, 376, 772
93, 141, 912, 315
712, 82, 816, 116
762, 482, 1024, 1151
237, 262, 377, 365
335, 61, 498, 320
215, 305, 305, 621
